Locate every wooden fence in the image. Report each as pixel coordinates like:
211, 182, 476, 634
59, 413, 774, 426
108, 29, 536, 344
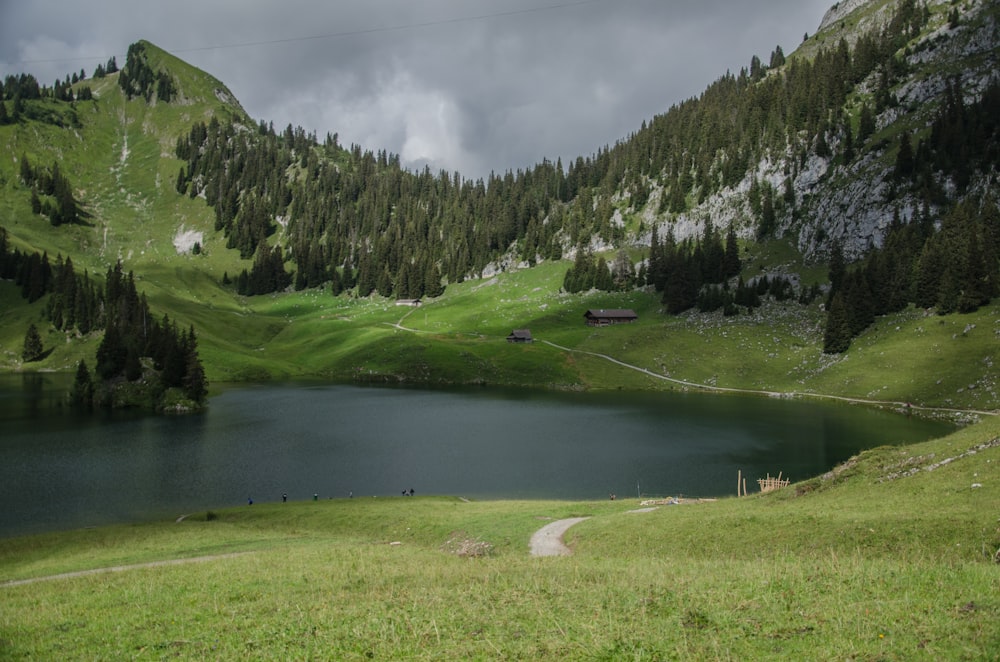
737, 470, 790, 496
757, 472, 790, 493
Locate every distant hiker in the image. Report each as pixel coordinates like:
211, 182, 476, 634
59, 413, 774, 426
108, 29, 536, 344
409, 488, 414, 496
349, 491, 353, 498
282, 493, 287, 503
610, 493, 616, 501
248, 496, 253, 506
313, 493, 318, 501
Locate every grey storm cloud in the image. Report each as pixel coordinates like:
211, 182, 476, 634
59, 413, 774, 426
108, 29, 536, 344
1, 0, 833, 179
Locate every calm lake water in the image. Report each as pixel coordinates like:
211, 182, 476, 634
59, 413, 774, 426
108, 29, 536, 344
0, 373, 955, 537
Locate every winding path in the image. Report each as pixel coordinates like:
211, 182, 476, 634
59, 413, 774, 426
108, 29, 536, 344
383, 306, 996, 419
539, 340, 999, 419
0, 553, 251, 589
529, 517, 590, 557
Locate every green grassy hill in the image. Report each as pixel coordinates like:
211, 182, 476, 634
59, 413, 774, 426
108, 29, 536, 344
1, 415, 997, 659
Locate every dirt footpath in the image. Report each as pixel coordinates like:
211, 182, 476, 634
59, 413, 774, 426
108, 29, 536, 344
529, 517, 590, 557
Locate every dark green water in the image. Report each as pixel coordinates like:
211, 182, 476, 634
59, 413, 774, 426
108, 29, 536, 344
0, 373, 954, 536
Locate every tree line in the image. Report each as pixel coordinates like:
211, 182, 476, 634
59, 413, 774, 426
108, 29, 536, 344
165, 0, 937, 306
0, 69, 95, 127
18, 153, 80, 226
0, 227, 207, 408
823, 198, 1000, 353
897, 78, 1000, 197
118, 42, 175, 102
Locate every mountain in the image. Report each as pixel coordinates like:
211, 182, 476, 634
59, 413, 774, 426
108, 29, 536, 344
616, 0, 999, 261
0, 2, 998, 409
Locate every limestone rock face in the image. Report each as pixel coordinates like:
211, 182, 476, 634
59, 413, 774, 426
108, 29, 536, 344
820, 0, 877, 32
639, 0, 998, 262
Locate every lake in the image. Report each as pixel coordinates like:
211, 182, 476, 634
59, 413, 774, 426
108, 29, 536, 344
0, 373, 955, 537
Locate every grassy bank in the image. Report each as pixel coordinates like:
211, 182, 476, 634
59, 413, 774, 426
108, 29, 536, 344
2, 416, 998, 659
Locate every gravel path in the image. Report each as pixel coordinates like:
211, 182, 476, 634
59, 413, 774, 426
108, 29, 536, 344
539, 340, 998, 418
0, 553, 251, 588
529, 517, 590, 557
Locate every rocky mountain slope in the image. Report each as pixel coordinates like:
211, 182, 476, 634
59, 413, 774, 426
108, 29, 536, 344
640, 0, 998, 261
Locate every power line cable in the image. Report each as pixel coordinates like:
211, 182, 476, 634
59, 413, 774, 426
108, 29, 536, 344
6, 0, 601, 67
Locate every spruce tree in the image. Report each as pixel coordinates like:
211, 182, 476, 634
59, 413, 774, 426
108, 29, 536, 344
96, 323, 126, 379
823, 293, 852, 353
723, 225, 741, 279
183, 326, 207, 403
594, 256, 614, 291
895, 130, 914, 180
70, 360, 94, 406
842, 121, 855, 162
22, 323, 44, 362
826, 240, 846, 305
858, 103, 875, 144
184, 353, 208, 404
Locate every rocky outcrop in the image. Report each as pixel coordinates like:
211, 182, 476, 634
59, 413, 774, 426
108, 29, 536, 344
819, 0, 876, 33
640, 0, 998, 262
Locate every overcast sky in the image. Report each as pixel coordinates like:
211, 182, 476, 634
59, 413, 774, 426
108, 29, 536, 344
2, 0, 833, 180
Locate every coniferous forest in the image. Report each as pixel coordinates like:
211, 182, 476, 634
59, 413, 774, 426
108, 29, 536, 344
0, 227, 208, 410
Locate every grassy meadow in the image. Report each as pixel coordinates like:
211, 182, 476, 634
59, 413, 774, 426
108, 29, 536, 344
1, 416, 998, 659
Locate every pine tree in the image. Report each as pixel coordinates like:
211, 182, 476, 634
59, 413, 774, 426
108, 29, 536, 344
96, 323, 126, 379
22, 323, 44, 362
842, 121, 855, 162
176, 166, 187, 195
858, 103, 875, 144
769, 45, 786, 69
182, 326, 207, 403
647, 226, 662, 288
70, 360, 94, 406
376, 266, 393, 298
184, 353, 208, 404
914, 241, 943, 309
611, 250, 635, 291
594, 256, 614, 291
124, 340, 143, 381
723, 225, 741, 279
826, 240, 846, 305
423, 261, 445, 298
823, 293, 852, 353
895, 130, 914, 180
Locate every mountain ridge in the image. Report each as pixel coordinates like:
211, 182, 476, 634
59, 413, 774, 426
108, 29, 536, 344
634, 0, 999, 261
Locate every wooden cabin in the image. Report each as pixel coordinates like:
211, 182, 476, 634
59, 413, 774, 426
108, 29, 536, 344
583, 309, 638, 326
506, 329, 533, 343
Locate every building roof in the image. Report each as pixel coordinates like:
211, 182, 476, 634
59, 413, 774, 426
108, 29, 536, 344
508, 329, 533, 339
583, 309, 637, 319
